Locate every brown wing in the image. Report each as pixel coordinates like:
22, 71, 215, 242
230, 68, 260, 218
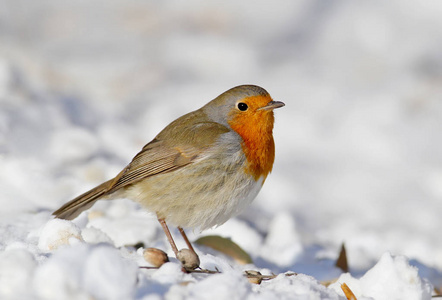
108, 119, 231, 191
53, 120, 230, 220
108, 139, 198, 192
53, 140, 199, 220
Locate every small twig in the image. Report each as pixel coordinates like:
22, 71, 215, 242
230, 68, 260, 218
187, 268, 222, 274
244, 271, 297, 281
139, 265, 221, 274
139, 265, 297, 283
139, 266, 160, 270
341, 283, 357, 300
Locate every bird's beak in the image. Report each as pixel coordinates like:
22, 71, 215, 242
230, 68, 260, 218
258, 100, 285, 111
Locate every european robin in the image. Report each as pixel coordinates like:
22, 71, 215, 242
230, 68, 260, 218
53, 85, 284, 268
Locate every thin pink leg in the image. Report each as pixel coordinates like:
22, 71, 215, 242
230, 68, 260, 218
157, 217, 179, 257
178, 226, 196, 254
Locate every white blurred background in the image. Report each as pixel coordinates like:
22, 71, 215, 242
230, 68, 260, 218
1, 0, 442, 275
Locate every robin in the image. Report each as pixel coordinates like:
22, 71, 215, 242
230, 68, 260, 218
53, 85, 284, 268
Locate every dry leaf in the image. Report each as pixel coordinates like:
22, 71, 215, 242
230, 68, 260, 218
336, 243, 349, 272
195, 235, 252, 264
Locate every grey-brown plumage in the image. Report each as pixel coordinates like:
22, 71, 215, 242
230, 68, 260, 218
53, 114, 229, 221
53, 84, 284, 231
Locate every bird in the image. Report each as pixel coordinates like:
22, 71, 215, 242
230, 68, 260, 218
53, 84, 284, 268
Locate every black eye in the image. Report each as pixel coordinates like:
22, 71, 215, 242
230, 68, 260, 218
237, 102, 248, 111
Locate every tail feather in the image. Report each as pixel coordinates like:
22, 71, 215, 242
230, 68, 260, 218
53, 179, 114, 220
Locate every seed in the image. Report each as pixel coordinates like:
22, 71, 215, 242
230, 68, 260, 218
143, 247, 169, 267
177, 248, 200, 270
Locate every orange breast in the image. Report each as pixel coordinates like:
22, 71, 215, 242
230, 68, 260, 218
228, 99, 276, 181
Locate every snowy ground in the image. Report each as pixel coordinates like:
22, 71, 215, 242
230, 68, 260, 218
1, 1, 442, 299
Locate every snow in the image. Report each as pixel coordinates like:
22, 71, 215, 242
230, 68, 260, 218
38, 218, 83, 251
329, 253, 433, 300
1, 0, 442, 299
33, 244, 138, 300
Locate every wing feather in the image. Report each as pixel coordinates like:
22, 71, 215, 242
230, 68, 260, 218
105, 121, 230, 192
109, 140, 194, 191
53, 119, 231, 220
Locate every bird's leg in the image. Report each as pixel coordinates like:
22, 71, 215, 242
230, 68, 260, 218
157, 217, 179, 258
178, 226, 197, 255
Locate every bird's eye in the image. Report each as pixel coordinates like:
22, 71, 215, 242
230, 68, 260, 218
237, 102, 248, 111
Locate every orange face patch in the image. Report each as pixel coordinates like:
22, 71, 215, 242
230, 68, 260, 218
227, 95, 276, 180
